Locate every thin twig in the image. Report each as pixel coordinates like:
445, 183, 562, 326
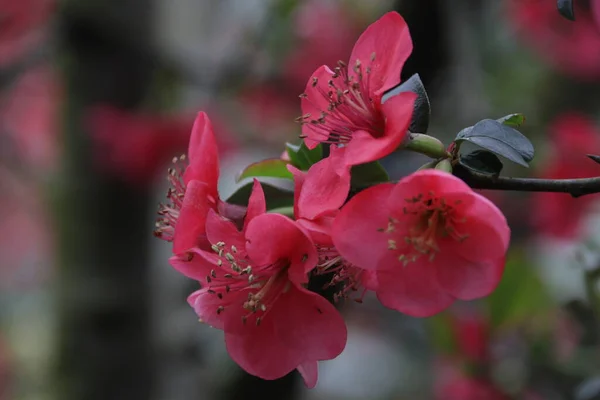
459, 170, 600, 198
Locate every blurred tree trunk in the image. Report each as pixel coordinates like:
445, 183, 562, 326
55, 1, 155, 399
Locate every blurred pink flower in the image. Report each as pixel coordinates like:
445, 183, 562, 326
0, 0, 55, 66
282, 0, 362, 93
508, 0, 600, 79
87, 106, 237, 184
0, 65, 61, 171
531, 113, 600, 238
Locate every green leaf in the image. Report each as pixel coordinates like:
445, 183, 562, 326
455, 119, 534, 167
225, 180, 294, 210
285, 141, 323, 170
381, 73, 430, 134
557, 0, 575, 21
350, 161, 389, 188
425, 314, 457, 355
458, 150, 503, 176
235, 158, 293, 183
486, 252, 552, 328
497, 113, 525, 128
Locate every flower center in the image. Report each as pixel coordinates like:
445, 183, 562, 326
297, 54, 384, 144
154, 155, 187, 241
203, 241, 291, 327
382, 192, 469, 265
315, 245, 367, 303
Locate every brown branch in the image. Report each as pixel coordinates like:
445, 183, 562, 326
459, 170, 600, 198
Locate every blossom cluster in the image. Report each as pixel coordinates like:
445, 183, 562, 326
155, 12, 511, 388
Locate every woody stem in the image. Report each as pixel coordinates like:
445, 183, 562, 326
456, 169, 600, 198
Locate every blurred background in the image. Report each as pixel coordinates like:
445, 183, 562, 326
3, 0, 600, 399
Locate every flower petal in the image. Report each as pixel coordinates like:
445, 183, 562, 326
243, 179, 267, 231
342, 92, 415, 166
287, 164, 306, 219
169, 249, 217, 281
332, 183, 395, 270
297, 361, 318, 389
184, 112, 220, 196
443, 191, 510, 262
187, 289, 226, 330
348, 11, 412, 96
375, 252, 454, 317
225, 319, 300, 381
173, 180, 214, 254
272, 284, 347, 361
245, 213, 317, 282
297, 149, 350, 220
205, 209, 246, 256
301, 65, 336, 149
436, 255, 506, 300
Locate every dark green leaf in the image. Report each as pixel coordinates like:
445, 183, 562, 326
458, 150, 503, 176
225, 180, 294, 210
455, 119, 534, 167
285, 141, 323, 170
381, 73, 430, 134
235, 158, 293, 182
350, 161, 389, 188
497, 113, 525, 128
557, 0, 575, 21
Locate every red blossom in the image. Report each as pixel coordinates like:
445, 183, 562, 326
155, 112, 245, 254
169, 187, 347, 387
531, 113, 600, 239
87, 106, 237, 184
298, 11, 416, 167
0, 0, 55, 66
507, 0, 600, 80
332, 170, 510, 317
0, 66, 61, 171
451, 311, 490, 364
436, 376, 508, 400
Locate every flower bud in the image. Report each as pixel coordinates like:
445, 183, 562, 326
404, 133, 449, 159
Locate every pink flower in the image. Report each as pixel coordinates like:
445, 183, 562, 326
332, 170, 510, 317
436, 376, 508, 400
0, 66, 61, 171
287, 148, 375, 301
155, 112, 243, 254
450, 311, 490, 364
298, 11, 417, 167
170, 184, 347, 387
287, 146, 350, 245
87, 106, 237, 184
507, 0, 600, 80
0, 0, 55, 66
531, 113, 600, 239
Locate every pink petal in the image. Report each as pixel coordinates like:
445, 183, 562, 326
225, 319, 300, 381
342, 92, 415, 166
436, 255, 506, 301
272, 285, 347, 361
348, 11, 412, 96
297, 361, 318, 389
332, 183, 395, 270
205, 209, 246, 256
287, 164, 306, 219
245, 213, 317, 283
187, 289, 226, 330
184, 112, 220, 196
173, 180, 214, 254
297, 151, 350, 220
297, 214, 336, 246
443, 191, 510, 262
388, 169, 472, 209
243, 179, 267, 231
301, 65, 336, 148
168, 250, 218, 281
375, 252, 454, 317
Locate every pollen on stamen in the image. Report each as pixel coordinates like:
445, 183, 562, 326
154, 154, 188, 241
